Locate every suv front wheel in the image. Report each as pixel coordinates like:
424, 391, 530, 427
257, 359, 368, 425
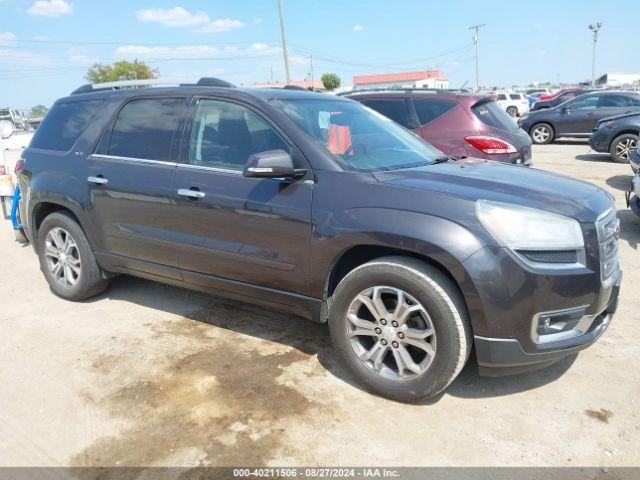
328, 256, 471, 402
37, 211, 109, 300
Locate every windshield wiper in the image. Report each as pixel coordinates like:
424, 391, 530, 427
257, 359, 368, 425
429, 155, 467, 165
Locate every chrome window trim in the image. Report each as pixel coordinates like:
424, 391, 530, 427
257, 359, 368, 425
90, 154, 177, 166
176, 163, 242, 175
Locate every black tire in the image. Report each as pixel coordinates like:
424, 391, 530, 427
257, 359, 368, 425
609, 133, 637, 164
328, 256, 472, 402
506, 106, 518, 117
530, 122, 554, 144
37, 211, 109, 300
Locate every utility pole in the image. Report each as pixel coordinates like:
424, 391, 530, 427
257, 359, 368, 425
468, 24, 485, 91
588, 22, 603, 87
277, 0, 291, 84
309, 54, 314, 90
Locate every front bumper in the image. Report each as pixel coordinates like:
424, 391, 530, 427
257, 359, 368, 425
589, 128, 611, 153
475, 276, 619, 376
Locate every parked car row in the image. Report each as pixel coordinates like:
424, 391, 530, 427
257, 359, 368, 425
344, 90, 532, 165
9, 77, 621, 402
518, 90, 640, 164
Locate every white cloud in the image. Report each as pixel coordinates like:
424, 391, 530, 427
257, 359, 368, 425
352, 24, 364, 32
0, 48, 53, 65
114, 43, 282, 61
196, 18, 246, 34
27, 0, 73, 18
136, 7, 209, 27
115, 44, 220, 60
33, 35, 49, 41
0, 32, 17, 45
136, 7, 245, 34
67, 47, 98, 64
246, 43, 281, 56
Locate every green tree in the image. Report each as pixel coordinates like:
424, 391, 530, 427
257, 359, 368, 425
29, 105, 48, 118
321, 73, 341, 91
85, 60, 158, 84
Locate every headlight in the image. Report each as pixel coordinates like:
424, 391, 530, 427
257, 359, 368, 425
477, 200, 584, 256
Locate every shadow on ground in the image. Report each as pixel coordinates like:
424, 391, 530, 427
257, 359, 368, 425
88, 275, 574, 404
575, 153, 612, 163
619, 208, 640, 250
606, 174, 633, 191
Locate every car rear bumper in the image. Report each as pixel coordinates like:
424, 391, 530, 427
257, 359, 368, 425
475, 272, 621, 377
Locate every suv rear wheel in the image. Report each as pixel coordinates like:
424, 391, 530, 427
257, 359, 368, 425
37, 211, 109, 300
328, 256, 471, 402
530, 123, 554, 144
609, 133, 637, 164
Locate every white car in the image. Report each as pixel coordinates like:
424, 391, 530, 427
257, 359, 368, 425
495, 91, 530, 117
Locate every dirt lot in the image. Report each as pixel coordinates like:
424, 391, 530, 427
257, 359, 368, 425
0, 141, 638, 468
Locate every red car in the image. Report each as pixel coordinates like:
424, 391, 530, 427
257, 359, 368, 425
538, 87, 584, 101
345, 90, 533, 165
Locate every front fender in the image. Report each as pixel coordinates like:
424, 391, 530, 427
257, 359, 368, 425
310, 207, 485, 297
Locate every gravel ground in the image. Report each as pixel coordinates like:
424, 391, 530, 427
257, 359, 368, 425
0, 141, 638, 468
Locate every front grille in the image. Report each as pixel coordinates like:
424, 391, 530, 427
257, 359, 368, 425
596, 208, 620, 287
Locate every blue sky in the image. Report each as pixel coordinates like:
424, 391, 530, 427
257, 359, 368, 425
0, 0, 637, 109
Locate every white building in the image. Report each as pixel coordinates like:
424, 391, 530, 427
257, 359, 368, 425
353, 70, 449, 90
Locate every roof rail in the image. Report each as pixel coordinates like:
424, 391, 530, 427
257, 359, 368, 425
71, 77, 235, 95
340, 87, 463, 96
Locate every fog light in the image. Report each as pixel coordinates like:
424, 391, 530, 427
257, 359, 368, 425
536, 307, 586, 337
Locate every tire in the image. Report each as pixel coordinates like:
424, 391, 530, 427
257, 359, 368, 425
328, 256, 472, 402
609, 134, 637, 164
506, 106, 518, 117
530, 122, 554, 145
37, 211, 109, 300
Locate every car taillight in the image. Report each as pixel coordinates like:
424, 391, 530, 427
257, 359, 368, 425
0, 165, 5, 175
464, 136, 517, 155
14, 159, 24, 174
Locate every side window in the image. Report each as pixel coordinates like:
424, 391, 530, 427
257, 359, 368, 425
412, 99, 457, 126
567, 95, 599, 109
497, 94, 507, 101
189, 99, 290, 171
359, 99, 415, 129
30, 100, 104, 151
601, 95, 633, 107
107, 98, 186, 161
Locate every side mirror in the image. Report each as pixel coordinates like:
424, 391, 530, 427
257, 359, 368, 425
243, 149, 306, 179
561, 106, 570, 113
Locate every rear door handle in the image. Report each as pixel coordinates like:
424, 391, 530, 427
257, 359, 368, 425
177, 188, 206, 199
87, 176, 108, 185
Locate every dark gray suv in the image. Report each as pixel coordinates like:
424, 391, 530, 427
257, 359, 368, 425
16, 79, 622, 401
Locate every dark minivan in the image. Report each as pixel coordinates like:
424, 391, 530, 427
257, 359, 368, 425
345, 90, 533, 165
16, 79, 621, 402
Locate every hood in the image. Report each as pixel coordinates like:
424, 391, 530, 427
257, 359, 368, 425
373, 160, 613, 223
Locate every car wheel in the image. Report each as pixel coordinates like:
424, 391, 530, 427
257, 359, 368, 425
328, 256, 472, 402
506, 106, 518, 117
530, 123, 554, 144
609, 134, 637, 164
37, 211, 109, 300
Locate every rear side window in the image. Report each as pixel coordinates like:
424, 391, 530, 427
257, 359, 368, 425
359, 99, 415, 129
601, 95, 637, 107
497, 94, 507, 101
412, 99, 457, 126
472, 100, 518, 133
30, 100, 104, 151
107, 98, 186, 161
509, 94, 521, 100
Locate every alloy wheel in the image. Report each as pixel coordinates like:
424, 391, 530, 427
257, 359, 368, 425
346, 286, 436, 381
532, 125, 551, 143
44, 227, 81, 287
615, 138, 637, 161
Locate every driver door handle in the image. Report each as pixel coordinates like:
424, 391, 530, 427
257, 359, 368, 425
178, 188, 206, 199
87, 176, 108, 185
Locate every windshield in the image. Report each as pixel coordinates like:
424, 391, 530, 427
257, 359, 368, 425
270, 98, 441, 171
